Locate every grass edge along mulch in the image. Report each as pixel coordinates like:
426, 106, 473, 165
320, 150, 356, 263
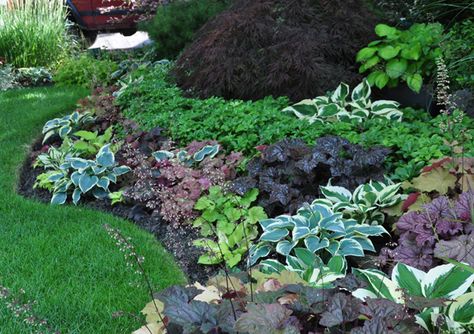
0, 86, 185, 334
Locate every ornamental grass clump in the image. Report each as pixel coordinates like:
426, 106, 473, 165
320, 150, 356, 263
0, 0, 72, 67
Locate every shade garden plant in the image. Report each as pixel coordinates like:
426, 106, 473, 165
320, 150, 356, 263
9, 1, 474, 333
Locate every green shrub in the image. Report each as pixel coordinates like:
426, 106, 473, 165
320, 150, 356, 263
0, 0, 72, 68
117, 64, 474, 180
357, 23, 444, 93
54, 54, 118, 88
443, 19, 474, 89
140, 0, 230, 59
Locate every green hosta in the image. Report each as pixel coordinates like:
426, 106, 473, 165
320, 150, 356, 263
357, 23, 443, 93
313, 179, 404, 225
193, 186, 267, 268
47, 144, 131, 205
283, 80, 402, 124
42, 111, 95, 144
250, 202, 388, 282
353, 263, 474, 333
153, 144, 219, 166
72, 127, 117, 157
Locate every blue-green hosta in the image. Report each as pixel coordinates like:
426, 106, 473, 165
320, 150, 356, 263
152, 144, 219, 166
250, 203, 388, 285
47, 144, 131, 205
353, 263, 474, 333
42, 111, 95, 144
313, 179, 405, 225
283, 80, 402, 123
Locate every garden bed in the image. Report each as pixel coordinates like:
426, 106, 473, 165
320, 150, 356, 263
18, 138, 215, 283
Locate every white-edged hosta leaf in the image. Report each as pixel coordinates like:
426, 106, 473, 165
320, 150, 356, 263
327, 255, 346, 274
352, 288, 378, 301
92, 188, 109, 199
352, 268, 403, 303
259, 259, 286, 274
79, 174, 98, 193
152, 150, 174, 161
260, 229, 289, 242
320, 185, 352, 203
97, 144, 115, 167
69, 158, 89, 169
422, 264, 474, 299
249, 244, 272, 266
351, 237, 375, 252
59, 125, 71, 138
113, 166, 131, 176
72, 188, 82, 205
276, 240, 296, 256
338, 239, 364, 257
448, 292, 474, 324
331, 82, 350, 102
304, 236, 329, 253
292, 226, 310, 241
351, 80, 371, 102
51, 192, 67, 205
391, 262, 425, 297
348, 224, 388, 236
194, 145, 219, 161
294, 247, 316, 267
97, 177, 110, 191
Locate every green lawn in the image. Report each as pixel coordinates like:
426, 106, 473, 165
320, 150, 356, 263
0, 87, 185, 333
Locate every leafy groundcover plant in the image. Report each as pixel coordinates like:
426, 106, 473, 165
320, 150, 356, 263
193, 186, 267, 268
117, 64, 474, 179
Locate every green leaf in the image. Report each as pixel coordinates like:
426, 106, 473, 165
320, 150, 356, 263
356, 47, 377, 62
79, 174, 98, 193
407, 73, 423, 93
422, 264, 474, 299
74, 130, 97, 141
194, 197, 214, 210
247, 206, 267, 224
327, 255, 346, 274
400, 44, 421, 60
294, 247, 317, 267
224, 207, 241, 222
375, 24, 398, 38
374, 72, 390, 89
378, 45, 400, 60
241, 188, 259, 207
448, 292, 474, 324
197, 254, 221, 265
51, 192, 67, 205
391, 263, 425, 297
97, 144, 115, 167
338, 239, 364, 257
386, 59, 408, 79
260, 229, 289, 242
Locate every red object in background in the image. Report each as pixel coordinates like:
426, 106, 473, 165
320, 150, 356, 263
67, 0, 138, 32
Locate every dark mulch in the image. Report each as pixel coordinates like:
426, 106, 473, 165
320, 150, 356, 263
18, 138, 217, 283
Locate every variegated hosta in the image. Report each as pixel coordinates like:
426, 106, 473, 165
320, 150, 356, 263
249, 203, 388, 285
314, 178, 405, 225
47, 144, 131, 205
353, 263, 474, 333
42, 111, 95, 144
152, 144, 219, 166
282, 79, 402, 123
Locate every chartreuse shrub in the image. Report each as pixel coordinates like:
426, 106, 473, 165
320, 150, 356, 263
284, 80, 403, 123
117, 64, 474, 179
357, 23, 443, 92
193, 186, 267, 268
249, 201, 388, 285
141, 0, 230, 59
353, 262, 474, 333
0, 0, 72, 68
54, 54, 118, 88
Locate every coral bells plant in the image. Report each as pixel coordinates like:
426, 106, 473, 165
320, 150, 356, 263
381, 191, 474, 270
123, 140, 242, 224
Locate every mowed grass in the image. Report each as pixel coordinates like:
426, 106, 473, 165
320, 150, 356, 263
0, 87, 185, 333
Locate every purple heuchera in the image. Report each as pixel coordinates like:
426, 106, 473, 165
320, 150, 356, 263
388, 191, 474, 270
